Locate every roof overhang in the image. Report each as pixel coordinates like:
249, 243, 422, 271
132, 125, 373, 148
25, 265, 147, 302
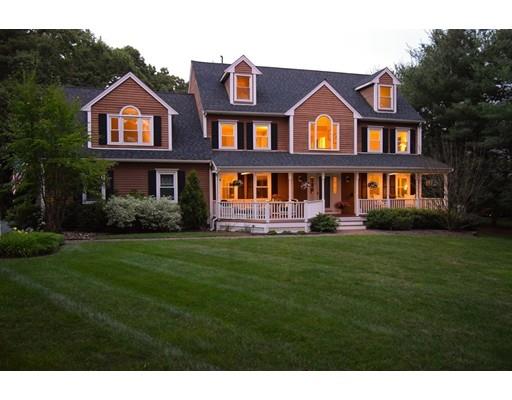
355, 67, 401, 91
81, 72, 178, 115
215, 165, 452, 173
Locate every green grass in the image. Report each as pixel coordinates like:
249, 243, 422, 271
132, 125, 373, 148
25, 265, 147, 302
1, 234, 511, 370
94, 231, 246, 240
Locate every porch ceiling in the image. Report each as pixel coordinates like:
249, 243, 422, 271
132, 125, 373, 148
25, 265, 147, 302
212, 151, 451, 173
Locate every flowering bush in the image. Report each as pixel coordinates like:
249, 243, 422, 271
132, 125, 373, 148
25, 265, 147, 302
104, 195, 182, 232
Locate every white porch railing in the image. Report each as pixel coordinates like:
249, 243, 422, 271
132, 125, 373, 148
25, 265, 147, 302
216, 200, 324, 221
358, 198, 447, 214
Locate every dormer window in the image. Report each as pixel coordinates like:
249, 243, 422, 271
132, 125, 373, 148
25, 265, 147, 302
108, 106, 153, 145
235, 74, 252, 102
378, 85, 393, 110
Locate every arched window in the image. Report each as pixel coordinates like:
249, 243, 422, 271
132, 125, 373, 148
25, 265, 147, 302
108, 105, 153, 145
308, 114, 339, 150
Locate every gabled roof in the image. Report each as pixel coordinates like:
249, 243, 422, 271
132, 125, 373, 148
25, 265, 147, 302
65, 87, 211, 161
354, 67, 401, 91
220, 55, 262, 81
80, 72, 179, 115
191, 61, 421, 121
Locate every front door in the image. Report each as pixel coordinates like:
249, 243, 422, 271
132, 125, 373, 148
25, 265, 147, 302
341, 173, 355, 215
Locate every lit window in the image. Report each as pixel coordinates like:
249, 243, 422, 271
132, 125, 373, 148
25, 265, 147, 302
332, 176, 338, 195
396, 129, 409, 153
368, 127, 382, 153
367, 173, 383, 199
378, 85, 393, 110
156, 171, 178, 202
108, 106, 153, 145
254, 123, 270, 150
255, 174, 270, 199
235, 74, 252, 101
220, 173, 237, 200
308, 115, 339, 150
219, 122, 237, 149
396, 174, 410, 198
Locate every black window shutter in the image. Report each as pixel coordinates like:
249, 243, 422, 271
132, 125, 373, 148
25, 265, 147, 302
106, 169, 115, 198
271, 123, 278, 150
237, 122, 245, 149
99, 113, 107, 145
178, 170, 186, 201
148, 170, 157, 197
410, 173, 416, 196
271, 173, 279, 196
211, 121, 219, 149
154, 116, 162, 146
246, 123, 253, 150
389, 174, 396, 198
410, 129, 417, 154
389, 129, 396, 154
361, 127, 368, 152
383, 173, 388, 199
383, 128, 389, 153
359, 173, 367, 199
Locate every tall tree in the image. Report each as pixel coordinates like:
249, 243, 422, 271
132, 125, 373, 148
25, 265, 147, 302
1, 77, 111, 231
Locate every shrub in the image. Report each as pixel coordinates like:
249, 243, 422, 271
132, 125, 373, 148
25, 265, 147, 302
445, 210, 481, 230
0, 230, 64, 258
366, 208, 447, 230
104, 195, 182, 232
310, 213, 338, 233
179, 171, 208, 230
63, 201, 107, 232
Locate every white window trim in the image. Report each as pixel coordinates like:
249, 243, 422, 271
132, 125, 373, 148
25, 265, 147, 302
308, 114, 340, 151
107, 105, 154, 146
254, 172, 272, 200
367, 126, 384, 153
234, 73, 253, 103
253, 121, 271, 150
155, 169, 178, 203
82, 182, 106, 204
219, 120, 238, 150
376, 84, 395, 112
395, 173, 412, 199
395, 128, 411, 154
220, 172, 239, 200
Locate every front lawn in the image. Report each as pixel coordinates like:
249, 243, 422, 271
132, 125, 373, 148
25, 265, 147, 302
1, 234, 511, 370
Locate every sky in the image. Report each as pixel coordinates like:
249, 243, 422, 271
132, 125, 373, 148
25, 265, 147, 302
97, 28, 429, 80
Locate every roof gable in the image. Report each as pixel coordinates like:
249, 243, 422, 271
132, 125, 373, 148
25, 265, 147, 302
354, 67, 400, 91
81, 72, 178, 115
222, 55, 262, 77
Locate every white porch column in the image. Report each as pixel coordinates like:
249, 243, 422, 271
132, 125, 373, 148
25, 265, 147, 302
354, 172, 360, 216
443, 173, 449, 208
216, 172, 221, 218
386, 173, 390, 207
321, 173, 326, 212
415, 173, 421, 208
288, 172, 293, 201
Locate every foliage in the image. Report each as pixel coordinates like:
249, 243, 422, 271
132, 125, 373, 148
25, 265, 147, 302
1, 77, 111, 232
309, 213, 338, 232
0, 230, 64, 258
444, 210, 481, 231
397, 29, 512, 220
63, 201, 107, 232
104, 195, 182, 232
179, 170, 208, 230
366, 208, 447, 230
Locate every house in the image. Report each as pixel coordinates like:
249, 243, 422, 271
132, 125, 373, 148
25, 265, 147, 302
67, 55, 450, 233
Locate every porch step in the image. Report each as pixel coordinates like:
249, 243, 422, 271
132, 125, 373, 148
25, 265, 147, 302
336, 216, 366, 231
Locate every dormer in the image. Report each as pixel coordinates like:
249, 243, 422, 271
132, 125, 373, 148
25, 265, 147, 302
220, 55, 262, 106
355, 67, 400, 113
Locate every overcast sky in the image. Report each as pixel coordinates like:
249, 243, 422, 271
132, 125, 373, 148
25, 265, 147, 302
96, 28, 429, 80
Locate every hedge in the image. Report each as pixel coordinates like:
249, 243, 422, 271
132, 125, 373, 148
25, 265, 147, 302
366, 208, 447, 230
0, 231, 64, 258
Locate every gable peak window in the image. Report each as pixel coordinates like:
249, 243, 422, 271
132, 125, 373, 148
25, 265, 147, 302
308, 114, 339, 151
234, 74, 253, 102
108, 106, 153, 145
378, 84, 394, 111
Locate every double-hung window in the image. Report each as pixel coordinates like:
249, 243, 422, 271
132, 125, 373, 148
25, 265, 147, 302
378, 85, 393, 110
255, 173, 270, 200
396, 129, 410, 153
308, 114, 339, 150
108, 106, 153, 145
253, 122, 271, 150
235, 74, 252, 102
367, 127, 383, 153
219, 121, 237, 149
156, 170, 178, 202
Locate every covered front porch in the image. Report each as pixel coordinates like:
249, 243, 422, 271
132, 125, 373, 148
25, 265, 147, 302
211, 170, 447, 231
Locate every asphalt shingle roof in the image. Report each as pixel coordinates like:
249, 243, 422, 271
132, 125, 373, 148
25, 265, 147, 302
192, 61, 422, 121
212, 151, 450, 172
64, 87, 212, 161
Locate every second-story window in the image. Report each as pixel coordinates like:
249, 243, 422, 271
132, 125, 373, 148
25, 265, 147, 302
396, 129, 410, 153
254, 122, 270, 150
235, 74, 252, 102
109, 106, 152, 145
367, 127, 383, 153
219, 121, 237, 149
378, 85, 393, 110
308, 114, 339, 151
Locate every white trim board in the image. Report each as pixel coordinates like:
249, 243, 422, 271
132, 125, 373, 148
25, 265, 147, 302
354, 67, 401, 91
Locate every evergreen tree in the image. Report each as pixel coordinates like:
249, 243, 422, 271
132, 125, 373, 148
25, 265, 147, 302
179, 171, 208, 230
